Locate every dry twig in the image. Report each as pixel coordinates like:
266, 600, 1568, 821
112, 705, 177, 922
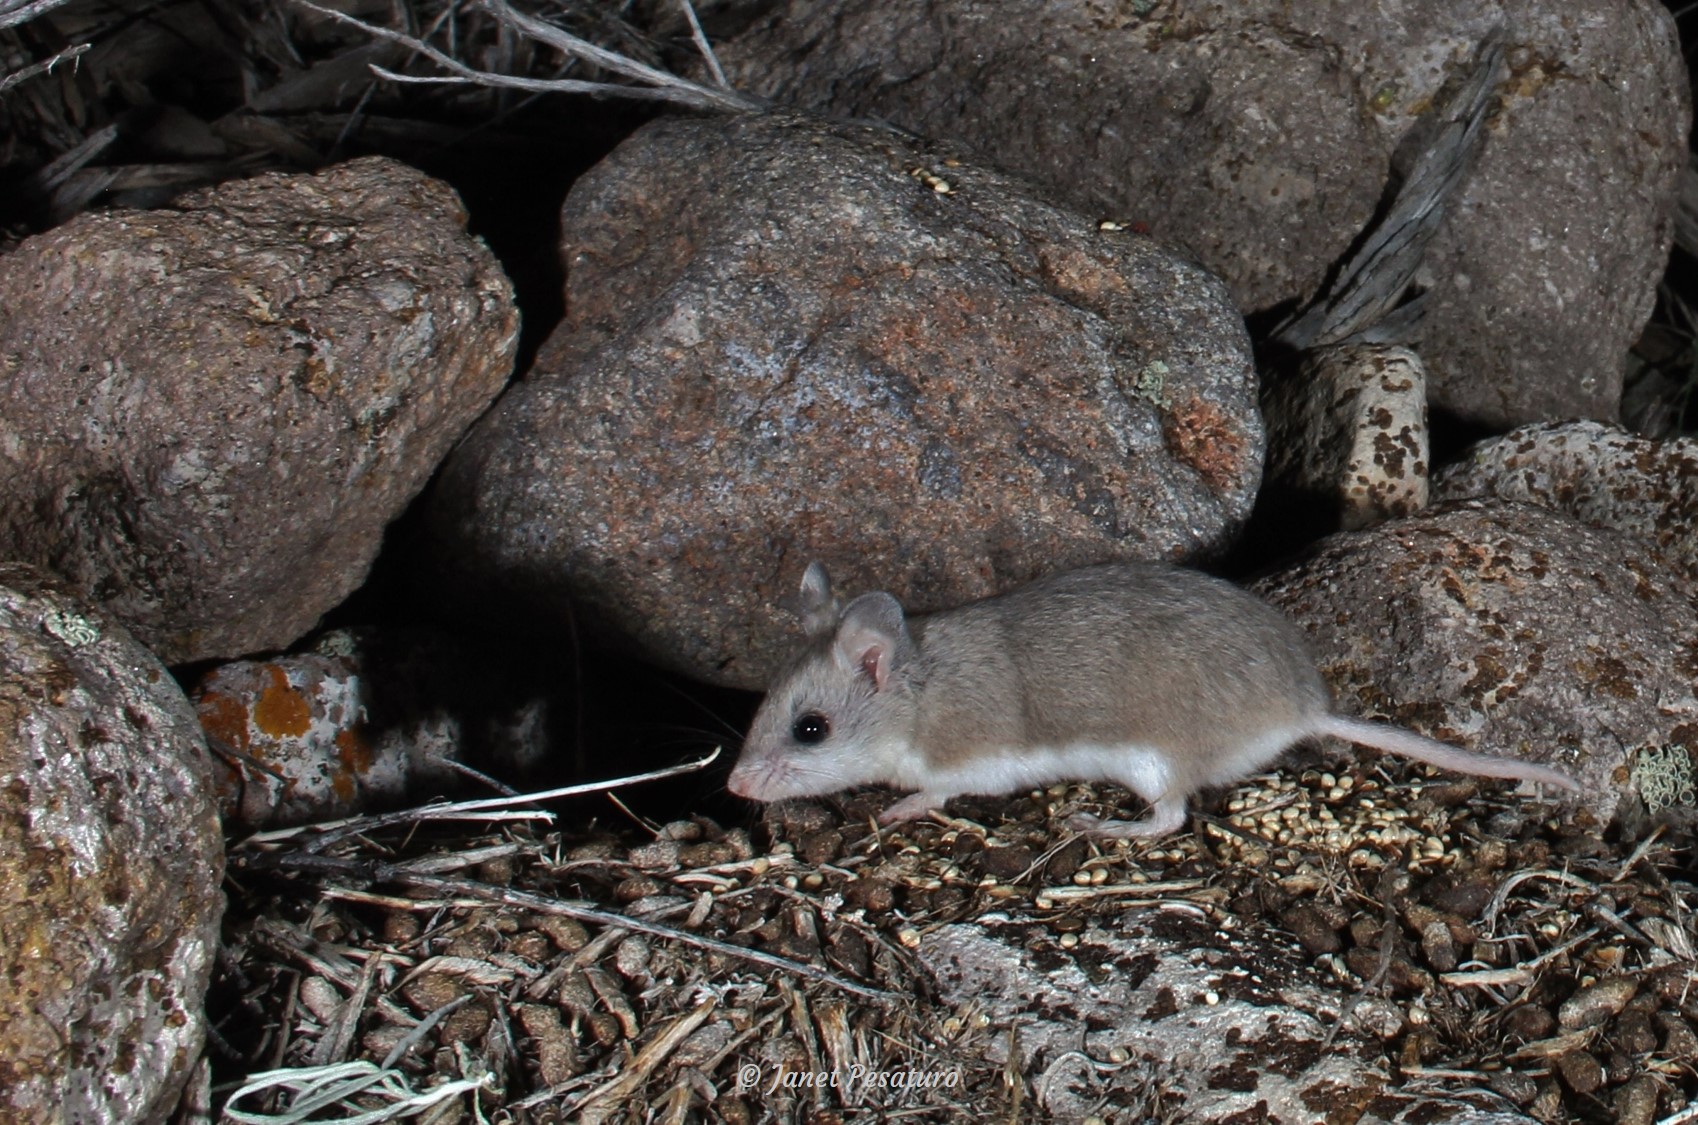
290, 0, 762, 113
0, 0, 71, 30
236, 747, 722, 853
247, 846, 890, 1001
676, 0, 729, 90
0, 41, 89, 96
570, 997, 719, 1119
1277, 26, 1505, 348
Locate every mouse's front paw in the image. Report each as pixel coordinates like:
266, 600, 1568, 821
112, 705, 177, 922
878, 793, 944, 824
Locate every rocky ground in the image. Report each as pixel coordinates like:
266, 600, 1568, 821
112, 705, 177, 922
213, 754, 1696, 1123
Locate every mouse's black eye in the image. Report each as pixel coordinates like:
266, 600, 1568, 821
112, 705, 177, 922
791, 712, 830, 745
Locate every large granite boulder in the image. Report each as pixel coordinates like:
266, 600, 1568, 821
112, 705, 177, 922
0, 156, 519, 663
0, 564, 223, 1123
429, 113, 1259, 688
712, 0, 1688, 428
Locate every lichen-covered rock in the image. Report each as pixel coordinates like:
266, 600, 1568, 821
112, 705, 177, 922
1257, 501, 1698, 831
429, 112, 1259, 688
197, 651, 394, 827
0, 564, 222, 1125
195, 627, 550, 827
1433, 420, 1698, 584
920, 918, 1540, 1124
1262, 343, 1430, 531
714, 0, 1688, 429
0, 156, 519, 664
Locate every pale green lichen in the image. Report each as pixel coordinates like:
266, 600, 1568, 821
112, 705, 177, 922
1134, 360, 1170, 406
42, 607, 101, 647
1631, 744, 1696, 813
313, 628, 360, 659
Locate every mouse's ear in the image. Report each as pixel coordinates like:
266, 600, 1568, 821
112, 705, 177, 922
834, 592, 911, 690
797, 561, 842, 637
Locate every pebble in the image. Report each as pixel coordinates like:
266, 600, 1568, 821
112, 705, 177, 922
1613, 1074, 1660, 1125
1554, 1049, 1605, 1095
1559, 976, 1638, 1030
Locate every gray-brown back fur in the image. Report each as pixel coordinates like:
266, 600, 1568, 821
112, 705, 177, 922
907, 564, 1330, 775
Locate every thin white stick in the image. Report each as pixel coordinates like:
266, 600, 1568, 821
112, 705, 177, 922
236, 747, 722, 850
421, 746, 723, 814
369, 63, 723, 104
678, 0, 729, 90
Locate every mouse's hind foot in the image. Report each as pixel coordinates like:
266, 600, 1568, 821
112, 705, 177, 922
1067, 796, 1188, 839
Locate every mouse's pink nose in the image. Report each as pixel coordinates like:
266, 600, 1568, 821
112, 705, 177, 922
726, 763, 755, 798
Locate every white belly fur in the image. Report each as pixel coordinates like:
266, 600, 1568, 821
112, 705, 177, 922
896, 743, 1177, 805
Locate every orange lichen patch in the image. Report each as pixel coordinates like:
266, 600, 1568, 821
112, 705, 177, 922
335, 727, 374, 776
1163, 397, 1250, 493
252, 664, 312, 738
199, 686, 265, 821
196, 691, 253, 754
329, 761, 359, 803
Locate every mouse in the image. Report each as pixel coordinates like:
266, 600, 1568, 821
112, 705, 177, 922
727, 561, 1580, 837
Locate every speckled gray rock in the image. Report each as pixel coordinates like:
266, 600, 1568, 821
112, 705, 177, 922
1433, 421, 1698, 585
429, 112, 1259, 688
0, 156, 519, 664
0, 564, 222, 1125
714, 0, 1688, 428
1257, 501, 1698, 831
920, 918, 1540, 1124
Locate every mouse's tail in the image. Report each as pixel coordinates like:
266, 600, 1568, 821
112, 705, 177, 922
1316, 715, 1580, 791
